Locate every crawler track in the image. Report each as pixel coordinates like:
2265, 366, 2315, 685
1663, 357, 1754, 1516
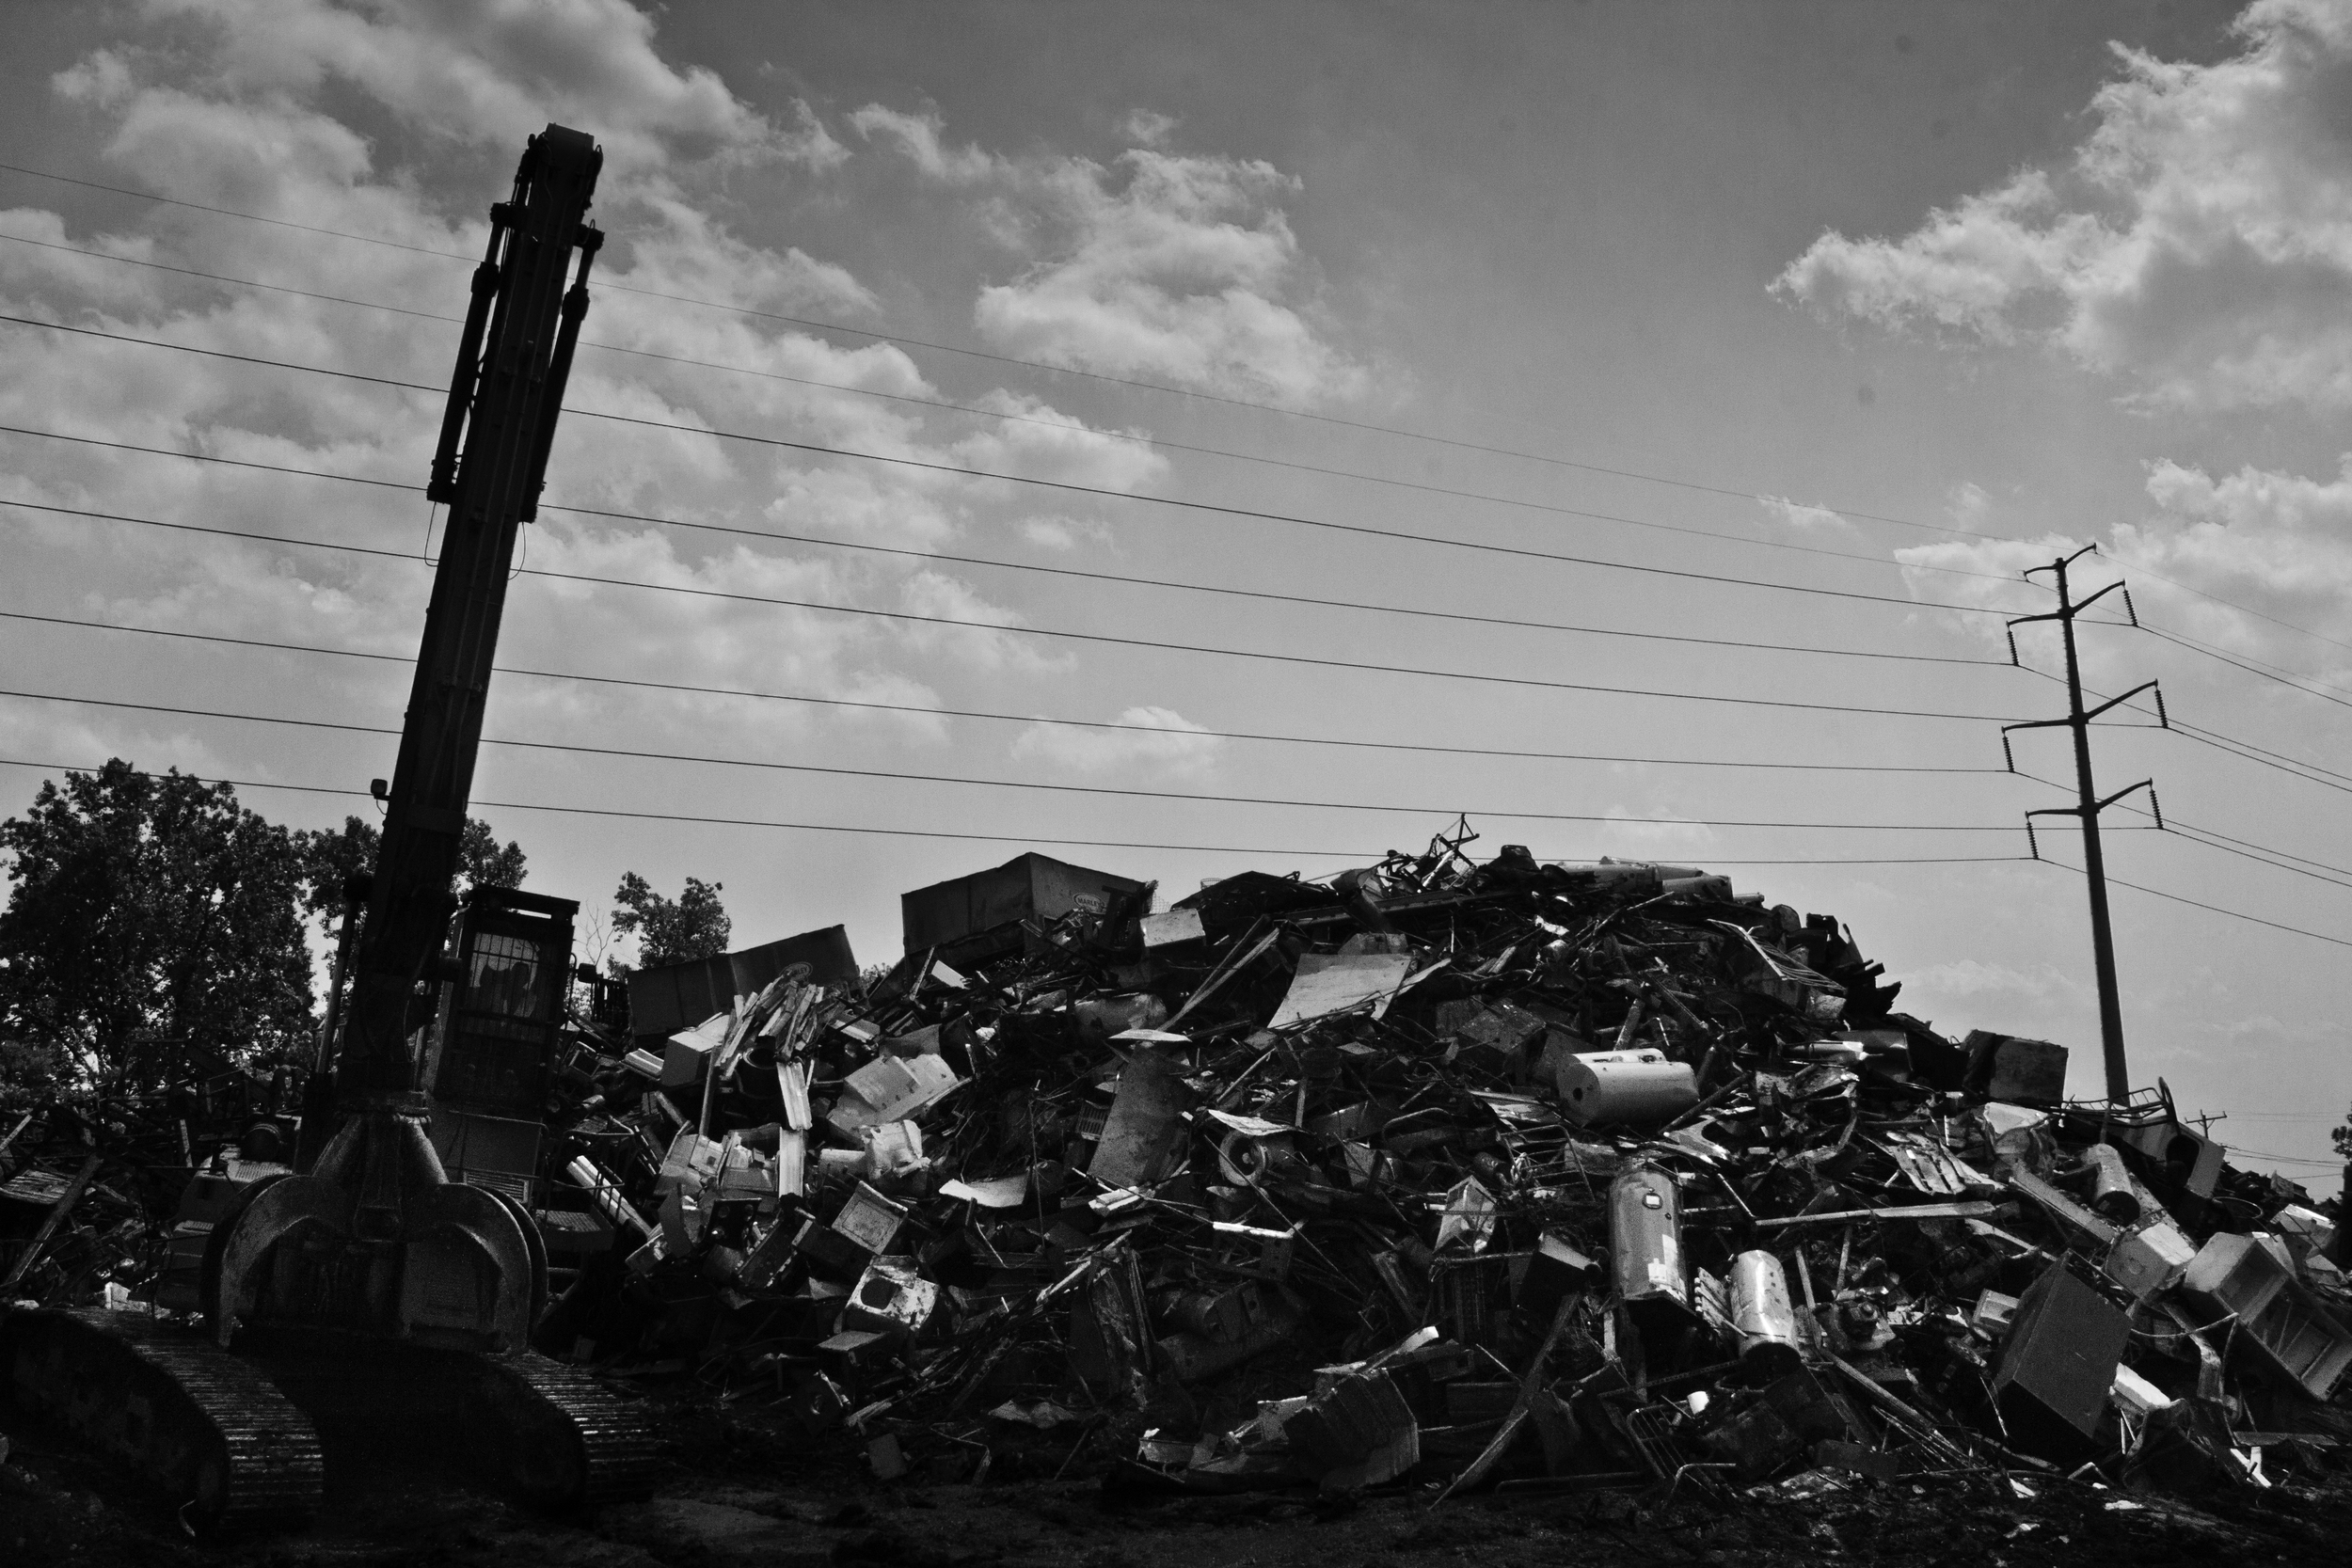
0, 1307, 324, 1530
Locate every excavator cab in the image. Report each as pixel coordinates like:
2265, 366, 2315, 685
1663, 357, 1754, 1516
425, 887, 580, 1209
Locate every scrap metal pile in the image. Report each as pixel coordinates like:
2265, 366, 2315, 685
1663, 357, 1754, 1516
7, 832, 2351, 1512
537, 832, 2352, 1501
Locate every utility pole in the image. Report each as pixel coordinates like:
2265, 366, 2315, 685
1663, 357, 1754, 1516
2001, 544, 2166, 1104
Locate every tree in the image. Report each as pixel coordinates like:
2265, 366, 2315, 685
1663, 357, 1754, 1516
0, 760, 314, 1095
611, 873, 729, 971
290, 815, 527, 929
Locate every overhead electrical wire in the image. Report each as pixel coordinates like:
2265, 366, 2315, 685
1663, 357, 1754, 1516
0, 432, 2332, 797
536, 497, 2006, 666
0, 608, 2011, 777
8, 483, 2337, 794
2160, 824, 2352, 892
8, 155, 2346, 659
0, 397, 2002, 667
6, 163, 2347, 965
0, 493, 2031, 723
2016, 666, 2352, 796
25, 306, 2352, 698
2137, 624, 2352, 709
2036, 855, 2352, 952
0, 315, 2030, 618
2010, 768, 2352, 891
0, 226, 2041, 592
1, 246, 2343, 787
21, 243, 2349, 693
0, 685, 2054, 834
0, 754, 2024, 868
0, 421, 2002, 668
0, 744, 2324, 948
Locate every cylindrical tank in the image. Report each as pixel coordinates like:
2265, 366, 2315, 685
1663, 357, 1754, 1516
1557, 1050, 1699, 1127
1729, 1250, 1802, 1374
1608, 1164, 1686, 1308
2084, 1143, 2141, 1225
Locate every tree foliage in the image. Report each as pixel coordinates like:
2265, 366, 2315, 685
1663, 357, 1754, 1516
611, 873, 729, 971
289, 816, 527, 928
0, 760, 314, 1094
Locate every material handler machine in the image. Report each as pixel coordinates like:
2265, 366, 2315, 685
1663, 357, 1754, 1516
1, 124, 655, 1528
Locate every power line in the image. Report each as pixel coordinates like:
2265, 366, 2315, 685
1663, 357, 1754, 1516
0, 736, 2328, 942
538, 499, 2005, 667
0, 753, 2026, 869
0, 315, 2025, 619
2204, 1148, 2344, 1169
0, 423, 416, 492
14, 312, 2350, 752
0, 494, 2036, 724
0, 607, 2011, 777
4, 446, 2325, 785
2098, 555, 2352, 660
2165, 824, 2352, 893
0, 685, 2052, 833
10, 155, 2345, 659
28, 287, 2352, 699
0, 228, 456, 325
2171, 722, 2352, 789
2011, 768, 2352, 887
2139, 624, 2352, 709
19, 229, 2342, 695
0, 159, 480, 261
2176, 729, 2352, 798
2016, 664, 2352, 796
2037, 855, 2352, 951
0, 226, 2042, 594
0, 409, 2003, 669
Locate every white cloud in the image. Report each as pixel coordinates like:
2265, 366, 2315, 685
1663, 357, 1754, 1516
947, 391, 1168, 491
1775, 0, 2352, 412
1122, 110, 1180, 149
1018, 515, 1113, 551
848, 104, 1003, 184
1891, 462, 2352, 684
0, 0, 1179, 810
1011, 705, 1220, 779
892, 571, 1071, 674
856, 105, 1367, 406
125, 0, 841, 175
2121, 458, 2352, 667
1756, 494, 1852, 532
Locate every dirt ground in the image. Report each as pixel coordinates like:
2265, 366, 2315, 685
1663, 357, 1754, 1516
6, 1386, 2351, 1568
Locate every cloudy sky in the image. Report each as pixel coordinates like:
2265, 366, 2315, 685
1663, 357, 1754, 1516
1, 1, 2345, 1190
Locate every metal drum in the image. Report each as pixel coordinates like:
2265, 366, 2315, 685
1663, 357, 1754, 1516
1608, 1164, 1687, 1309
1558, 1050, 1699, 1128
1729, 1250, 1802, 1374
